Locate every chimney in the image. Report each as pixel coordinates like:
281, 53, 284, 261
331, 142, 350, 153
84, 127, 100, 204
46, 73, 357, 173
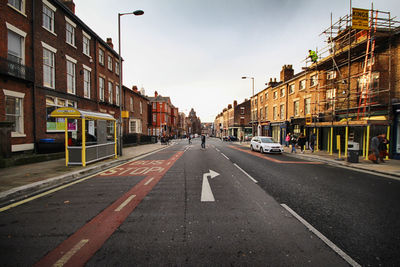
132, 86, 138, 92
62, 0, 75, 14
154, 91, 158, 97
106, 38, 113, 49
228, 104, 232, 109
280, 64, 294, 82
233, 100, 237, 107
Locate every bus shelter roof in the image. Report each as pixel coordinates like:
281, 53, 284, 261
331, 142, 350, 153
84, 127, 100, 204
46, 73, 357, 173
50, 107, 116, 121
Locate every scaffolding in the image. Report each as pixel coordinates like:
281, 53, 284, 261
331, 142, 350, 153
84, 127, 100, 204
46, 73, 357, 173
301, 7, 399, 158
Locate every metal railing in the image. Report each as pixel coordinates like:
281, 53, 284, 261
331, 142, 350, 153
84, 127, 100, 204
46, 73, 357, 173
0, 56, 34, 82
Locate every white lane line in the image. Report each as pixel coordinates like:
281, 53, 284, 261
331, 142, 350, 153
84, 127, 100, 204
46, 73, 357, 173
53, 239, 89, 267
221, 153, 229, 160
144, 177, 154, 186
280, 204, 361, 267
233, 163, 258, 183
215, 148, 220, 152
114, 195, 136, 212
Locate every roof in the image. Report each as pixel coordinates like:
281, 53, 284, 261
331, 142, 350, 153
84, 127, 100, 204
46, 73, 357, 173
50, 107, 116, 121
53, 0, 120, 58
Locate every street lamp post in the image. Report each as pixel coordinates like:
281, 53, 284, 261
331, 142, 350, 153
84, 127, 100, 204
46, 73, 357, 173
118, 10, 144, 156
242, 76, 255, 137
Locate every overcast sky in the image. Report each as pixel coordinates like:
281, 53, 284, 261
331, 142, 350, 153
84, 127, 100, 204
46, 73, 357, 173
74, 0, 400, 122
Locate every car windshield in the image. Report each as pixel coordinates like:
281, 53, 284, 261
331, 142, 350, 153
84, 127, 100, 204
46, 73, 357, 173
260, 137, 275, 143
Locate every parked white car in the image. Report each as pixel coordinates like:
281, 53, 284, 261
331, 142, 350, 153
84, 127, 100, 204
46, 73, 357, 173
250, 136, 284, 154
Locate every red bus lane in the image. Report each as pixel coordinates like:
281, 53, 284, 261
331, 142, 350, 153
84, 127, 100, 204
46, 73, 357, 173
35, 151, 184, 267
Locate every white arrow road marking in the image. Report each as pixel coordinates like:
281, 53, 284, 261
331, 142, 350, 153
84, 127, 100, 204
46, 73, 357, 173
201, 170, 220, 202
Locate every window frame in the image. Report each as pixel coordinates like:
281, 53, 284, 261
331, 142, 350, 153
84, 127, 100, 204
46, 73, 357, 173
42, 42, 57, 89
66, 55, 76, 94
42, 1, 56, 34
8, 0, 25, 15
4, 89, 25, 136
65, 17, 76, 47
82, 31, 91, 57
107, 55, 113, 71
299, 79, 306, 91
289, 83, 295, 95
99, 77, 105, 101
99, 49, 105, 65
6, 23, 27, 65
108, 81, 113, 103
83, 65, 91, 98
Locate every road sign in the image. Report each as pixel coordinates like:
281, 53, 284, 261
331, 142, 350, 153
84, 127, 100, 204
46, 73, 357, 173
352, 8, 369, 30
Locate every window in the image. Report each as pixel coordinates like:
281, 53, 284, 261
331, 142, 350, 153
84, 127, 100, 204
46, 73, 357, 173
115, 84, 119, 105
327, 71, 336, 80
265, 92, 268, 100
260, 96, 263, 103
304, 98, 311, 115
99, 49, 104, 65
280, 104, 285, 120
294, 101, 299, 116
83, 68, 91, 98
299, 79, 306, 90
8, 0, 24, 13
273, 106, 277, 120
46, 96, 77, 132
99, 77, 105, 101
254, 99, 257, 105
129, 119, 142, 133
153, 114, 157, 123
108, 81, 113, 103
7, 30, 23, 64
260, 108, 263, 119
240, 107, 245, 115
43, 47, 55, 88
140, 101, 143, 114
83, 32, 90, 56
153, 102, 156, 109
326, 88, 336, 109
310, 74, 318, 87
289, 84, 295, 94
66, 58, 76, 94
42, 3, 55, 33
265, 106, 268, 119
273, 91, 278, 99
130, 97, 133, 111
107, 55, 112, 71
65, 19, 75, 46
4, 90, 24, 135
280, 87, 285, 98
115, 61, 120, 75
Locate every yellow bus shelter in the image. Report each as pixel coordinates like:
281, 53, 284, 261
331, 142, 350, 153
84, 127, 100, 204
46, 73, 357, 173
50, 107, 117, 166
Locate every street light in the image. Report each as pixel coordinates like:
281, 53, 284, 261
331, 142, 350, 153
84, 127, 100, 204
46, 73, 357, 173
242, 76, 256, 137
118, 10, 144, 156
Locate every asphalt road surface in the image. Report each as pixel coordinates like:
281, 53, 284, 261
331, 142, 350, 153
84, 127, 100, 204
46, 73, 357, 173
0, 137, 399, 266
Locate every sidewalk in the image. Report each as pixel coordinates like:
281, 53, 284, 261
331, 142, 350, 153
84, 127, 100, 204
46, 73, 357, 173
235, 141, 400, 179
0, 143, 168, 206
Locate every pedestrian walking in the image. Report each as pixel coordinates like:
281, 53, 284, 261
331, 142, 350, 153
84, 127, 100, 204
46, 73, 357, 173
309, 132, 316, 152
201, 134, 206, 149
297, 133, 307, 154
369, 134, 381, 164
188, 135, 192, 144
290, 134, 297, 153
378, 133, 388, 163
285, 133, 291, 147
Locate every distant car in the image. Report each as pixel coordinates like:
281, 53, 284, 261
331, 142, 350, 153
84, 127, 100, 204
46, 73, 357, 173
250, 136, 283, 154
222, 136, 230, 141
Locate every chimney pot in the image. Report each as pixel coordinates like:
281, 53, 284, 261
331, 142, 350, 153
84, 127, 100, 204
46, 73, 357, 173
154, 91, 158, 97
62, 0, 75, 14
106, 38, 113, 49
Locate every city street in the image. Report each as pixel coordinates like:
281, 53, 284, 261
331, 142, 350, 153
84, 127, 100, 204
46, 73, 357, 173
0, 138, 399, 266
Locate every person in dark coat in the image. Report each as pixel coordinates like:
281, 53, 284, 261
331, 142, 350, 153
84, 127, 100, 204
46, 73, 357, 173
309, 132, 316, 152
201, 134, 206, 149
297, 133, 307, 154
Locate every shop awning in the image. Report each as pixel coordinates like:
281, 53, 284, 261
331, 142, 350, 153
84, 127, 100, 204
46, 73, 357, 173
50, 107, 116, 121
309, 116, 389, 127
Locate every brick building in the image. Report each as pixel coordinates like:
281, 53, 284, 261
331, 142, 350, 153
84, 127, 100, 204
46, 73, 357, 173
147, 91, 178, 137
1, 0, 134, 154
122, 85, 150, 136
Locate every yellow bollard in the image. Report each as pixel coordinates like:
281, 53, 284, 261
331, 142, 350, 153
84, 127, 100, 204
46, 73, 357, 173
344, 126, 348, 158
65, 118, 69, 166
316, 128, 319, 152
365, 125, 370, 160
337, 135, 341, 159
363, 128, 366, 158
386, 126, 390, 160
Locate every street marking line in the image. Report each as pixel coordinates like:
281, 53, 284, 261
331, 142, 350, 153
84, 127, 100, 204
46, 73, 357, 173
215, 148, 220, 152
114, 195, 136, 212
280, 204, 361, 267
234, 163, 258, 183
221, 153, 229, 160
53, 239, 89, 267
144, 177, 154, 185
